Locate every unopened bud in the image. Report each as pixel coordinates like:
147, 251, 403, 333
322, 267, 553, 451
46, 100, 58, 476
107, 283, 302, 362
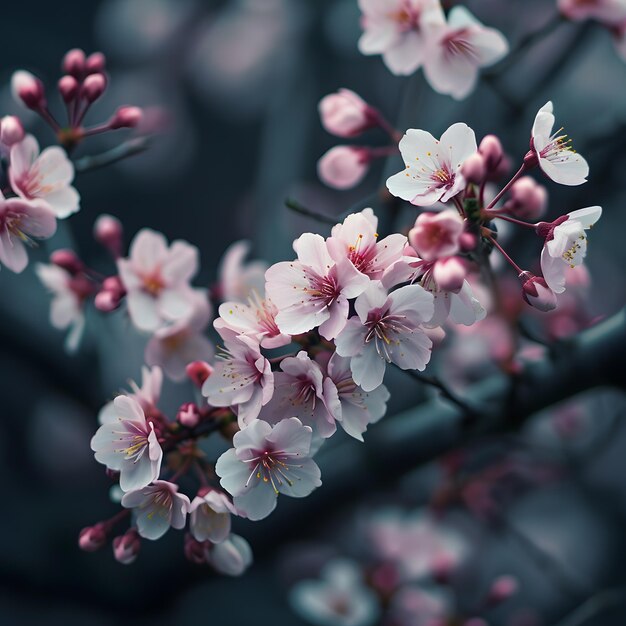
459, 232, 477, 251
186, 361, 213, 388
184, 533, 207, 564
487, 575, 519, 605
461, 152, 486, 184
62, 49, 86, 77
79, 523, 107, 552
11, 70, 46, 109
82, 73, 107, 103
50, 249, 83, 274
95, 288, 123, 312
112, 528, 141, 565
433, 257, 467, 292
0, 115, 25, 146
85, 52, 107, 74
318, 145, 370, 190
503, 176, 547, 221
478, 135, 504, 171
520, 272, 557, 312
177, 402, 201, 428
319, 89, 377, 138
109, 106, 144, 130
58, 75, 79, 103
94, 214, 123, 257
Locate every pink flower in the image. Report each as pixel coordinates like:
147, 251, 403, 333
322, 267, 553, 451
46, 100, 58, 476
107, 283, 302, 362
502, 176, 548, 220
144, 290, 214, 381
215, 418, 322, 521
9, 135, 80, 218
335, 282, 434, 392
558, 0, 626, 24
265, 233, 370, 340
202, 330, 273, 426
408, 210, 464, 261
216, 240, 268, 303
319, 89, 377, 138
117, 228, 200, 332
318, 145, 370, 190
206, 533, 253, 576
327, 208, 407, 280
422, 6, 509, 100
259, 351, 341, 439
0, 191, 56, 273
358, 0, 446, 76
386, 123, 477, 206
529, 101, 589, 186
121, 480, 190, 540
539, 206, 602, 294
91, 395, 163, 492
189, 489, 238, 543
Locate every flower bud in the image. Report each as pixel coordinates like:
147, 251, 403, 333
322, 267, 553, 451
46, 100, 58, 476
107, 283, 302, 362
11, 70, 46, 109
186, 361, 214, 388
94, 214, 123, 257
317, 145, 370, 190
82, 73, 107, 103
102, 275, 126, 297
58, 75, 79, 103
206, 534, 253, 576
85, 52, 107, 74
459, 232, 477, 252
112, 528, 141, 565
62, 48, 86, 77
478, 134, 503, 171
318, 89, 376, 138
487, 575, 519, 605
50, 249, 83, 275
108, 106, 144, 130
177, 402, 201, 428
184, 533, 207, 564
520, 273, 557, 312
433, 257, 467, 292
503, 176, 547, 221
461, 152, 486, 184
78, 523, 107, 552
95, 288, 123, 312
0, 115, 25, 146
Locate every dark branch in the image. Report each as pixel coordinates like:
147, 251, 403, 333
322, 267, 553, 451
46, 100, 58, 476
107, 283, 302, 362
284, 198, 337, 226
74, 137, 151, 173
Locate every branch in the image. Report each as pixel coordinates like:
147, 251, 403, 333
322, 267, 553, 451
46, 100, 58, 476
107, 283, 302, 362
73, 137, 151, 173
284, 198, 337, 226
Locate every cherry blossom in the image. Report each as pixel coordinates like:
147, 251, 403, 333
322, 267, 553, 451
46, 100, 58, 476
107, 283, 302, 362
0, 191, 56, 273
558, 0, 626, 24
386, 123, 477, 206
202, 330, 273, 426
319, 88, 377, 138
521, 273, 558, 312
215, 418, 321, 521
265, 233, 370, 340
528, 101, 589, 186
539, 206, 602, 294
9, 135, 80, 218
189, 489, 238, 543
318, 145, 371, 190
91, 395, 163, 492
206, 533, 253, 576
408, 210, 464, 262
358, 0, 446, 76
121, 480, 190, 540
334, 282, 434, 392
117, 228, 200, 332
215, 240, 268, 303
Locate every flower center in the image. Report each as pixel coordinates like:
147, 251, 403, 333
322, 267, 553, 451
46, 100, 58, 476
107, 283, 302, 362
390, 2, 420, 31
244, 449, 301, 494
303, 270, 340, 306
431, 167, 453, 187
142, 271, 165, 296
542, 127, 576, 160
442, 29, 478, 61
364, 309, 412, 361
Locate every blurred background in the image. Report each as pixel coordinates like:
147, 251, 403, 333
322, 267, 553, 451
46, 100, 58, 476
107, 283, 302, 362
1, 0, 626, 624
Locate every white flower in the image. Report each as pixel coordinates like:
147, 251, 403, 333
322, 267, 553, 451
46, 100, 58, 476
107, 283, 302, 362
189, 489, 238, 543
206, 533, 253, 576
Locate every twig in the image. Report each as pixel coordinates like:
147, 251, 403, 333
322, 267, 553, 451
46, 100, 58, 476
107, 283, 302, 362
73, 137, 151, 173
284, 198, 337, 226
551, 587, 626, 626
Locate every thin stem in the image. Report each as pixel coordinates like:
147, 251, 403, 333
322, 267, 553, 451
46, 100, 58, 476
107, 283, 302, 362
38, 106, 61, 132
453, 196, 465, 217
284, 198, 337, 226
73, 137, 151, 173
486, 164, 526, 210
373, 111, 402, 143
487, 213, 536, 229
368, 145, 399, 159
488, 235, 524, 275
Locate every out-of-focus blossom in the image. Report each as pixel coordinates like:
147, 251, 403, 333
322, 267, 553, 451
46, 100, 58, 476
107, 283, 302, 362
318, 145, 370, 190
112, 528, 141, 564
335, 282, 434, 391
539, 206, 602, 294
117, 228, 199, 331
121, 480, 190, 540
266, 232, 370, 340
11, 70, 46, 109
558, 0, 626, 24
91, 395, 163, 492
423, 6, 508, 100
94, 214, 124, 258
9, 135, 79, 218
502, 176, 547, 220
206, 533, 253, 576
408, 210, 464, 262
290, 558, 380, 626
528, 101, 589, 186
319, 89, 377, 138
387, 123, 477, 206
189, 488, 238, 543
202, 330, 273, 426
0, 115, 25, 147
388, 585, 452, 626
215, 418, 321, 521
215, 240, 268, 303
358, 0, 445, 76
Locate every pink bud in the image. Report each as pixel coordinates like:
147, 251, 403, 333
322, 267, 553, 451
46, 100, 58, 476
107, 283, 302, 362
461, 152, 486, 184
86, 52, 107, 74
82, 73, 107, 103
408, 210, 464, 261
459, 232, 477, 252
108, 106, 144, 130
58, 75, 79, 103
478, 134, 504, 171
102, 275, 126, 297
317, 145, 370, 190
78, 523, 107, 552
0, 115, 25, 146
184, 533, 207, 564
186, 361, 213, 388
50, 249, 83, 275
177, 402, 201, 428
488, 575, 519, 605
112, 528, 141, 565
94, 289, 123, 312
503, 176, 547, 221
433, 257, 467, 292
62, 49, 86, 77
318, 89, 376, 138
94, 214, 123, 257
11, 70, 46, 109
520, 273, 557, 312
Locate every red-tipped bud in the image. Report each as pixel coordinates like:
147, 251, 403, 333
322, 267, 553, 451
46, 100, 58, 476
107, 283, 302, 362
478, 134, 504, 171
50, 249, 83, 275
95, 289, 123, 312
94, 214, 123, 257
433, 257, 467, 292
109, 106, 144, 130
503, 176, 547, 221
85, 52, 107, 74
78, 523, 107, 552
186, 361, 213, 388
520, 272, 557, 312
82, 73, 107, 103
459, 232, 477, 252
112, 528, 141, 565
461, 152, 486, 184
487, 575, 519, 605
11, 70, 46, 109
184, 533, 207, 564
58, 75, 79, 103
102, 275, 125, 296
177, 402, 201, 428
319, 89, 377, 138
0, 115, 25, 146
62, 49, 86, 77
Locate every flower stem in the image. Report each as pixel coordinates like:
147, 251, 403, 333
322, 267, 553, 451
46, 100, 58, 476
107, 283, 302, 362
485, 164, 526, 210
487, 235, 524, 274
284, 198, 337, 226
487, 213, 536, 229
